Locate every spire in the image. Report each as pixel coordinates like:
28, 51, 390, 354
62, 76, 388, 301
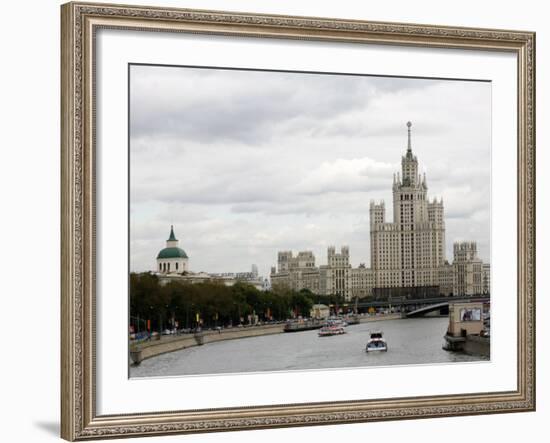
407, 121, 412, 154
168, 225, 177, 241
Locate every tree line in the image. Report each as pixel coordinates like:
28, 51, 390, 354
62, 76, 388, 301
129, 272, 347, 333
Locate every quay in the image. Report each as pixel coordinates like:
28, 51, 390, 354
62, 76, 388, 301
443, 301, 490, 357
359, 313, 401, 323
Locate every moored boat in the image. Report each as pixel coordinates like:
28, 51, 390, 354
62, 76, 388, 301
318, 325, 346, 337
283, 318, 324, 332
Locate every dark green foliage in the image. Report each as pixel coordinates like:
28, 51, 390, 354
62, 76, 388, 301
129, 273, 319, 331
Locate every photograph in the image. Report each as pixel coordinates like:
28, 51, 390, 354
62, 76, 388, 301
128, 64, 492, 377
58, 2, 535, 440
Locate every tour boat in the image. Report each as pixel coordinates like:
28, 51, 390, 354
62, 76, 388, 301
366, 330, 388, 352
327, 318, 348, 328
318, 325, 346, 337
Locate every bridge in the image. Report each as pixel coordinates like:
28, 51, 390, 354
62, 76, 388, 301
355, 296, 490, 318
406, 302, 449, 318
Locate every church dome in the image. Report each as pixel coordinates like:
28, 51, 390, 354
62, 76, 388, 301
157, 247, 188, 259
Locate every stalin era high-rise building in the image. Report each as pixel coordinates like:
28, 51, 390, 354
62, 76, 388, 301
370, 122, 445, 297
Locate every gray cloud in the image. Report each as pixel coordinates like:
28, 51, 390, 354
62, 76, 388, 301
130, 67, 442, 146
129, 65, 491, 276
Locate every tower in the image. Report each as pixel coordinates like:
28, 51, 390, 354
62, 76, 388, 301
156, 226, 189, 274
370, 122, 446, 294
453, 242, 483, 295
401, 121, 419, 187
326, 246, 351, 299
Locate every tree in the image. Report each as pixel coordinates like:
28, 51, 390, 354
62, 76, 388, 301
130, 273, 319, 328
290, 291, 314, 318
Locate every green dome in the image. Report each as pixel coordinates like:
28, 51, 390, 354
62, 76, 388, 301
157, 247, 188, 259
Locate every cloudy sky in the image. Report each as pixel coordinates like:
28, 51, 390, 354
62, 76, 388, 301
129, 64, 491, 277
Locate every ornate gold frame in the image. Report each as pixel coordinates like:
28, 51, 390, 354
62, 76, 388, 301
61, 2, 536, 440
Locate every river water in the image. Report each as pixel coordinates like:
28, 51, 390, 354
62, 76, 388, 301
130, 317, 487, 378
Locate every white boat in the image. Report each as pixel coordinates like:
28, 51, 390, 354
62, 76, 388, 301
326, 318, 348, 328
366, 330, 388, 352
318, 325, 346, 337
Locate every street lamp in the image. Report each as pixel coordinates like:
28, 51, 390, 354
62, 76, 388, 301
148, 305, 154, 339
185, 303, 190, 330
232, 301, 242, 325
173, 305, 178, 334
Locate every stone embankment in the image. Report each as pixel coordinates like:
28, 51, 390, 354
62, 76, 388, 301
132, 323, 285, 363
357, 313, 402, 323
463, 335, 490, 357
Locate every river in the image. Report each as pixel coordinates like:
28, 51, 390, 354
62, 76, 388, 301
130, 317, 487, 378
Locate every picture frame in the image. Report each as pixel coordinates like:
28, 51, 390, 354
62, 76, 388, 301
60, 1, 536, 440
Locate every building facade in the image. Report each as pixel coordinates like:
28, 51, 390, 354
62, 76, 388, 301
482, 263, 491, 295
270, 250, 321, 293
437, 243, 490, 297
324, 246, 352, 299
270, 246, 371, 301
370, 121, 445, 293
452, 242, 484, 296
350, 264, 375, 299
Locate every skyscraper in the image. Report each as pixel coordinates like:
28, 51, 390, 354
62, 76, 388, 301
370, 122, 445, 296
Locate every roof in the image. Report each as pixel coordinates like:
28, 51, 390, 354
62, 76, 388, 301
168, 225, 177, 241
157, 247, 188, 259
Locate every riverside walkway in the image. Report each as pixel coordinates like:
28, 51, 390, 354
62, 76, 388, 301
131, 323, 285, 363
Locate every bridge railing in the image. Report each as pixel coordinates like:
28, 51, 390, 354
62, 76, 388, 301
356, 295, 490, 309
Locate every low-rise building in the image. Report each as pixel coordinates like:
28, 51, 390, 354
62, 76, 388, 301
446, 302, 485, 337
310, 304, 330, 319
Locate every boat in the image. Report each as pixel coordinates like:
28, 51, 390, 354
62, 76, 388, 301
318, 325, 346, 337
366, 330, 388, 352
343, 315, 360, 326
326, 318, 348, 328
283, 318, 324, 333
